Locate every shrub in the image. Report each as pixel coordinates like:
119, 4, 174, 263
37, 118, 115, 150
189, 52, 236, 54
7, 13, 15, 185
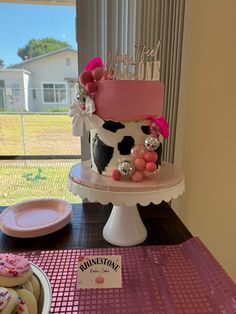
47, 107, 69, 112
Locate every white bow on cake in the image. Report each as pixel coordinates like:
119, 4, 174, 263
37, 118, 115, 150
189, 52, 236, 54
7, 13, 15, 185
69, 96, 104, 136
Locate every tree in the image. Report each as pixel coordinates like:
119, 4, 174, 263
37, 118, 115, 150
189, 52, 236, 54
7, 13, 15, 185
17, 38, 71, 61
0, 59, 5, 68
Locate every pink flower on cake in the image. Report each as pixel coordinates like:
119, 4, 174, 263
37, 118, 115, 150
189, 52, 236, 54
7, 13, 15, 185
148, 116, 169, 139
84, 57, 104, 71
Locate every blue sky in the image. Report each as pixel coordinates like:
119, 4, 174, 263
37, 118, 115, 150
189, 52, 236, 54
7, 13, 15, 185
0, 3, 77, 66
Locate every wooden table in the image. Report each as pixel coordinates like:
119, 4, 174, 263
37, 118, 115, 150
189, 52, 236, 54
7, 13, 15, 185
2, 203, 235, 314
0, 201, 192, 252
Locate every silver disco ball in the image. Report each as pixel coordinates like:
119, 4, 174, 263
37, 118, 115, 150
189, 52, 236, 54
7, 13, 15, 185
76, 89, 87, 103
118, 160, 133, 176
144, 135, 160, 151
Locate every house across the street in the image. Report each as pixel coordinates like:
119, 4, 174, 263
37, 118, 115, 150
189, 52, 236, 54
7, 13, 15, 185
0, 47, 78, 112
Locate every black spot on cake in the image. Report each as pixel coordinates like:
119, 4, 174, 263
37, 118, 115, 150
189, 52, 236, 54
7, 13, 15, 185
92, 134, 114, 174
141, 125, 150, 135
155, 142, 162, 167
102, 120, 125, 133
118, 136, 135, 155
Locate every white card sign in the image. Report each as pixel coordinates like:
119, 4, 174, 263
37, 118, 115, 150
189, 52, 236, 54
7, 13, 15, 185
77, 255, 122, 289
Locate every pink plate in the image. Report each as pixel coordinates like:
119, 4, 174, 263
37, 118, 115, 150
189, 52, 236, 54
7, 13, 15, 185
0, 199, 72, 238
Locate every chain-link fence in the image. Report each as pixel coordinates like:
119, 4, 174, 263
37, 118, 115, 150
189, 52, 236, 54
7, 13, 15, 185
0, 112, 81, 206
0, 112, 80, 155
0, 159, 80, 206
0, 86, 78, 113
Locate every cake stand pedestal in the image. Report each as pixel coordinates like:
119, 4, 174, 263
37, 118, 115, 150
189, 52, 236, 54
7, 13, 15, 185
68, 161, 185, 246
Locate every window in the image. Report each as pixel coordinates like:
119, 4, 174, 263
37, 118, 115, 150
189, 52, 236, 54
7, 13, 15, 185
42, 82, 67, 104
0, 80, 5, 109
0, 2, 80, 207
32, 89, 36, 99
66, 58, 71, 66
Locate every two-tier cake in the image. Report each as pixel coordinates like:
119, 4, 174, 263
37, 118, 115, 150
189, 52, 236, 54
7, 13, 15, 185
70, 54, 169, 182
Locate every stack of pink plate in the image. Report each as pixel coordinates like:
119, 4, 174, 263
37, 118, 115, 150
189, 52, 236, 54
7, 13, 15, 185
0, 199, 72, 238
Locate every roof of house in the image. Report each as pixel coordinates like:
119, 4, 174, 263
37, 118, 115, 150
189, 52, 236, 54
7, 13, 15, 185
0, 68, 31, 75
8, 47, 77, 69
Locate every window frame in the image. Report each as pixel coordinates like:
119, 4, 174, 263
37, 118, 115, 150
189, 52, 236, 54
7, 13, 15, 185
41, 81, 68, 105
1, 1, 75, 6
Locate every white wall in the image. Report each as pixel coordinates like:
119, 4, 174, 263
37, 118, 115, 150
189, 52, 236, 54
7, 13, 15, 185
175, 0, 236, 281
16, 50, 78, 111
0, 70, 30, 111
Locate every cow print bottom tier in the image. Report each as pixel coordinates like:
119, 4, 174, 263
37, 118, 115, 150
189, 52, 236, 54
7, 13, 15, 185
90, 119, 162, 176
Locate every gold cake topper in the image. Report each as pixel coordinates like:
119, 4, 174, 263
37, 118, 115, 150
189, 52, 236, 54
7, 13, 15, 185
106, 41, 160, 81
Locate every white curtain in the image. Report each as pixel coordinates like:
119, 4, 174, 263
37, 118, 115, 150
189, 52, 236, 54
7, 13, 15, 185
76, 0, 185, 162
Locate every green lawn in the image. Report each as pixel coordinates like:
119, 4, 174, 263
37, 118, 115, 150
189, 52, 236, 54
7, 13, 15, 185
0, 160, 81, 206
0, 113, 81, 155
0, 113, 82, 206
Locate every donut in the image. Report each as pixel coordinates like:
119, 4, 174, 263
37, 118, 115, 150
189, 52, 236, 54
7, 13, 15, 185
15, 289, 37, 314
0, 287, 18, 314
29, 275, 40, 302
0, 254, 33, 287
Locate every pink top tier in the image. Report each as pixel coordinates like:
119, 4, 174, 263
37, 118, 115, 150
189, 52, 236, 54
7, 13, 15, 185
94, 80, 164, 121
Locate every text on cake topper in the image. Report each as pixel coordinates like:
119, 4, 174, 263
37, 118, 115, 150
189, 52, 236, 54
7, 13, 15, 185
106, 42, 160, 80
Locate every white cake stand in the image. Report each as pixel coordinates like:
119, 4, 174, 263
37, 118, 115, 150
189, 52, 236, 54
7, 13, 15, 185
68, 160, 185, 246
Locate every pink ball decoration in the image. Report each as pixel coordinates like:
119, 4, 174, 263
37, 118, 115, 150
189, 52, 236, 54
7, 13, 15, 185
145, 161, 157, 173
131, 144, 145, 158
134, 158, 146, 171
143, 151, 158, 163
85, 82, 97, 93
92, 67, 104, 81
131, 171, 144, 182
112, 169, 121, 181
79, 71, 93, 86
149, 122, 161, 136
